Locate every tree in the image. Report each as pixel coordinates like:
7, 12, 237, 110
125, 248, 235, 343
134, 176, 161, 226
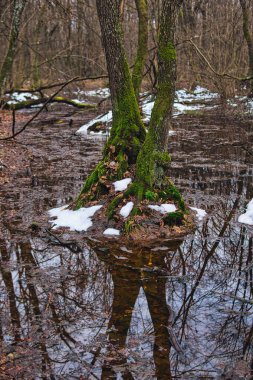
0, 0, 27, 94
132, 0, 148, 99
75, 0, 188, 237
239, 0, 253, 97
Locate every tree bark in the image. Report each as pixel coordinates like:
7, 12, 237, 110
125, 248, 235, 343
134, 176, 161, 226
239, 0, 253, 96
0, 0, 27, 94
132, 0, 148, 99
136, 0, 183, 190
76, 0, 186, 227
77, 0, 146, 203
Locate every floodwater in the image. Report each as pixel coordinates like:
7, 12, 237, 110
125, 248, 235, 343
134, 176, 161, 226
1, 105, 253, 379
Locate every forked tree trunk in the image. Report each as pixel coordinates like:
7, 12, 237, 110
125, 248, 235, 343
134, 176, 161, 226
76, 0, 185, 221
136, 0, 183, 191
0, 0, 27, 94
132, 0, 148, 99
240, 0, 253, 96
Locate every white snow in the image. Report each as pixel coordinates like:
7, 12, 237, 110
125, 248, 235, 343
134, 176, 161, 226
174, 102, 206, 114
71, 98, 89, 104
247, 100, 253, 113
113, 178, 132, 192
238, 199, 253, 225
103, 228, 120, 236
73, 88, 110, 98
75, 86, 219, 136
7, 91, 39, 104
190, 206, 207, 221
84, 88, 110, 97
142, 99, 155, 121
120, 202, 134, 218
48, 204, 102, 231
148, 203, 177, 214
76, 111, 112, 134
141, 86, 218, 122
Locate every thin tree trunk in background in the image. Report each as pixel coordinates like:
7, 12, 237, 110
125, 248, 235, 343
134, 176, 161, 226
0, 0, 27, 94
132, 0, 148, 99
240, 0, 253, 96
136, 0, 183, 189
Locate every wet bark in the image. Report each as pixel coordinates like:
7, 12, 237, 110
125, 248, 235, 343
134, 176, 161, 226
136, 0, 183, 189
132, 0, 148, 100
77, 0, 146, 204
240, 0, 253, 96
95, 0, 145, 162
0, 0, 27, 94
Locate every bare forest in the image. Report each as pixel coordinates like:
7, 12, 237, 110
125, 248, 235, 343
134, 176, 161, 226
1, 1, 253, 379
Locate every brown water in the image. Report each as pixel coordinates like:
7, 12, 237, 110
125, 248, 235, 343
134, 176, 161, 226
1, 106, 253, 379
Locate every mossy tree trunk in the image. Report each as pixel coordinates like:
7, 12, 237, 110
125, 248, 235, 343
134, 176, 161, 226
0, 0, 27, 95
76, 0, 185, 222
135, 0, 183, 193
132, 0, 148, 100
240, 0, 253, 97
76, 0, 146, 204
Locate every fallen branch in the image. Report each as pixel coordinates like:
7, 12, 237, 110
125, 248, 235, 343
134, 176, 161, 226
2, 96, 96, 111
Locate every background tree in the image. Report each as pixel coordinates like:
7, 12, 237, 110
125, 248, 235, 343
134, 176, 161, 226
239, 0, 253, 96
0, 0, 27, 94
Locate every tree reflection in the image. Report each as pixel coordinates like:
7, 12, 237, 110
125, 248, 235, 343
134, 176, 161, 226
94, 240, 183, 379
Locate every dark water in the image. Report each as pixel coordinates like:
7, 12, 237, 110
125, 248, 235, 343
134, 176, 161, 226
1, 107, 253, 379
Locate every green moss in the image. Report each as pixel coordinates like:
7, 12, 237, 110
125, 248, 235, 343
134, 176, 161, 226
123, 218, 138, 234
124, 182, 145, 201
158, 42, 176, 62
131, 206, 142, 216
163, 211, 184, 226
107, 195, 123, 220
145, 190, 158, 201
152, 151, 171, 166
158, 180, 186, 212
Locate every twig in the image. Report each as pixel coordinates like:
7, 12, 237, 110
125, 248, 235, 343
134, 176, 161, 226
5, 74, 108, 95
0, 77, 79, 140
12, 109, 15, 136
189, 38, 253, 82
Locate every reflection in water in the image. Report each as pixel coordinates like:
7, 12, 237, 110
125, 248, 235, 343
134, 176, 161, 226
1, 204, 253, 379
95, 241, 182, 379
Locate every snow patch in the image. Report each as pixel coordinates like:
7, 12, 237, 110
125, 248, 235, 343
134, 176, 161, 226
48, 204, 102, 231
238, 199, 253, 225
103, 228, 120, 236
148, 204, 177, 214
190, 207, 207, 221
120, 202, 134, 218
76, 111, 112, 134
113, 178, 132, 192
7, 91, 39, 104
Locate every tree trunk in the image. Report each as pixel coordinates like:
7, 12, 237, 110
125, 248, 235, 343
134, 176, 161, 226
0, 0, 27, 94
75, 0, 186, 231
132, 0, 148, 99
136, 0, 183, 191
77, 0, 146, 203
240, 0, 253, 96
